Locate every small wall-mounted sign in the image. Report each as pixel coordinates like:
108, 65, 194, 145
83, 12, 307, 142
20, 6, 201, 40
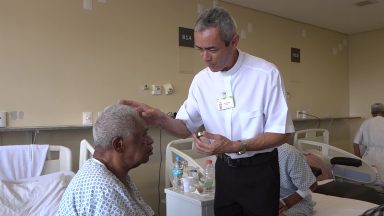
291, 47, 300, 63
179, 27, 194, 48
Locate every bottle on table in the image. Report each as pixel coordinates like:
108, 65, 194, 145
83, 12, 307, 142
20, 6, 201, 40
172, 155, 184, 191
203, 159, 215, 193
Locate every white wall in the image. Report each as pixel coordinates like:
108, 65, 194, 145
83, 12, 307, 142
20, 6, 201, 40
349, 29, 384, 118
0, 0, 350, 128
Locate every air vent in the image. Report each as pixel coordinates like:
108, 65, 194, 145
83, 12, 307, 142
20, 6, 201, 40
355, 0, 378, 6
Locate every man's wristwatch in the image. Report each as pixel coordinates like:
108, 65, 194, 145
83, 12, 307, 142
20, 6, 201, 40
236, 140, 247, 155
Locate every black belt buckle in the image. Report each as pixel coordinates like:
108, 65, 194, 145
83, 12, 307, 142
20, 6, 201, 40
219, 154, 239, 167
219, 150, 276, 168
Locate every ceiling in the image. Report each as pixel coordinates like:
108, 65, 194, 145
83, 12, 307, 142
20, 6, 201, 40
222, 0, 384, 35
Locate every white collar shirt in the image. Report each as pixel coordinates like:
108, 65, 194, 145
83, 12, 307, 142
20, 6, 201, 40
353, 116, 384, 166
176, 50, 294, 159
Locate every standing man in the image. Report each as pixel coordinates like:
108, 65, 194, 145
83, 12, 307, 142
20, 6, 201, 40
354, 103, 384, 169
121, 7, 294, 216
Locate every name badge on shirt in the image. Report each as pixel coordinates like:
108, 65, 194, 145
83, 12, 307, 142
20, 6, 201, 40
217, 96, 235, 110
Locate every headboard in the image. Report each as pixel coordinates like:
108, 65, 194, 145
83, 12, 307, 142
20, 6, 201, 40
41, 145, 72, 175
79, 139, 95, 169
296, 140, 377, 184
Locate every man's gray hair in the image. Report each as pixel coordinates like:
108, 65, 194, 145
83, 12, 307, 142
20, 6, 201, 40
93, 104, 144, 149
371, 102, 384, 114
194, 7, 237, 46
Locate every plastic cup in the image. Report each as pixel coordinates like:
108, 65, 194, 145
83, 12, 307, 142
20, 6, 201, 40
183, 176, 194, 192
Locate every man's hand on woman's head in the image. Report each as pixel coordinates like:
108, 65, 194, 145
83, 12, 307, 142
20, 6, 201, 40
119, 99, 166, 126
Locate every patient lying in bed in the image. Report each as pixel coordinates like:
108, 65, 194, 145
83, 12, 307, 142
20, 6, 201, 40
278, 143, 317, 216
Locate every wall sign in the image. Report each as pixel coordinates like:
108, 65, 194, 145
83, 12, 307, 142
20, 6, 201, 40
291, 47, 300, 63
179, 27, 194, 48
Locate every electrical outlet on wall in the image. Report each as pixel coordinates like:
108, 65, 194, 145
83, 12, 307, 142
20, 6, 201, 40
163, 83, 174, 95
151, 85, 162, 95
10, 111, 18, 120
142, 84, 150, 90
82, 112, 93, 125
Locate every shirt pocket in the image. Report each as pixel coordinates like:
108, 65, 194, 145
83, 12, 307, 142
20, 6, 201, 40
239, 110, 264, 138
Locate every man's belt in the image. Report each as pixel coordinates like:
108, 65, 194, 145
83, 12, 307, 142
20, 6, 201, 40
217, 149, 277, 168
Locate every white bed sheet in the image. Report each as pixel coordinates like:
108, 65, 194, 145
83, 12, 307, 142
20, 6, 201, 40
313, 192, 378, 216
0, 171, 74, 216
0, 144, 49, 180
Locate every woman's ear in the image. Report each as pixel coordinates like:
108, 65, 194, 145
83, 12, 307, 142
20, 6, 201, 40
112, 137, 124, 152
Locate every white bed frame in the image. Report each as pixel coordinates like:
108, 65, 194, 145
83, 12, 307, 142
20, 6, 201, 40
165, 138, 216, 188
296, 139, 377, 184
293, 128, 330, 146
79, 139, 95, 168
41, 145, 72, 174
0, 144, 74, 216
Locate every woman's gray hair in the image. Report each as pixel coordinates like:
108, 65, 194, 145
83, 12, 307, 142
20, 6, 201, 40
93, 104, 144, 149
194, 7, 237, 46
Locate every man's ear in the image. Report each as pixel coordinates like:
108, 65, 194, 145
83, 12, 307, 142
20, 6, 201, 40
231, 34, 239, 47
112, 137, 124, 152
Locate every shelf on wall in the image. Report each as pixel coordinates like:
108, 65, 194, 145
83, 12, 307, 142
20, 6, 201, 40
0, 125, 93, 132
0, 125, 93, 144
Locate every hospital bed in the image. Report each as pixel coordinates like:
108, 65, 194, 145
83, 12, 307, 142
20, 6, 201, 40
165, 138, 379, 216
295, 139, 378, 184
293, 129, 384, 185
295, 139, 384, 204
0, 144, 75, 216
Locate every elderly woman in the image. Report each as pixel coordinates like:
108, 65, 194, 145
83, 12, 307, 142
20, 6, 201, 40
58, 104, 154, 216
